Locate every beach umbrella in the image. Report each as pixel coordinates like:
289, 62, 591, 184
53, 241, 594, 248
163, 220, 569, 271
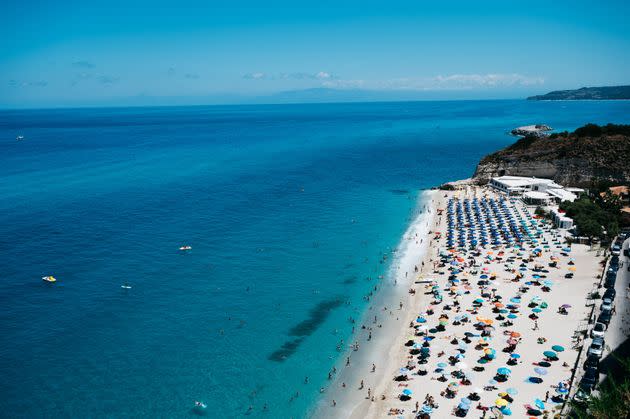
501, 407, 512, 415
560, 304, 571, 308
506, 387, 518, 395
528, 376, 544, 384
437, 362, 447, 368
497, 367, 511, 375
534, 399, 545, 409
458, 401, 470, 410
543, 351, 558, 359
552, 345, 565, 352
402, 389, 412, 396
507, 314, 517, 319
532, 308, 542, 313
534, 367, 548, 375
421, 404, 433, 414
510, 353, 521, 359
495, 398, 509, 407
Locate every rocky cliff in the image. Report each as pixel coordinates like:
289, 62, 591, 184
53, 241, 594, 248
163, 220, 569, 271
473, 124, 630, 187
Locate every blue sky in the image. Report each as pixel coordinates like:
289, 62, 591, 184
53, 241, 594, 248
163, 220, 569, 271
1, 0, 629, 108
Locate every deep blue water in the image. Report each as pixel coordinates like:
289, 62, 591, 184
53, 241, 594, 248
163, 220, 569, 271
1, 100, 629, 418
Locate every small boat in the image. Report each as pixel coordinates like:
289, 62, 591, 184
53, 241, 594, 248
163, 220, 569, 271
42, 276, 57, 283
121, 283, 132, 289
179, 245, 192, 251
194, 401, 207, 409
16, 135, 24, 141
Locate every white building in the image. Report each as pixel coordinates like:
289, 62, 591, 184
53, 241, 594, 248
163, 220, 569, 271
490, 176, 578, 203
523, 191, 554, 205
489, 176, 564, 195
550, 208, 574, 229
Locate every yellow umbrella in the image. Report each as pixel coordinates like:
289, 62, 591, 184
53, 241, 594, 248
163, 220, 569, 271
495, 398, 509, 407
568, 267, 576, 271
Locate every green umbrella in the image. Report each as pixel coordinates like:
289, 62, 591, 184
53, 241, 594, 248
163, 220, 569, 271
551, 345, 565, 352
543, 350, 557, 358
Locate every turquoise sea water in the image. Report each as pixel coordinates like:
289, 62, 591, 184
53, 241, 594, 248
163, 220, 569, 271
1, 100, 629, 418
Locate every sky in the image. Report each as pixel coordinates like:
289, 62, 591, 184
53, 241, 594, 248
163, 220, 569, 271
1, 0, 629, 108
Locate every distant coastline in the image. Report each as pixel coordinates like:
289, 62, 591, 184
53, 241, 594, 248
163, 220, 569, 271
528, 85, 630, 101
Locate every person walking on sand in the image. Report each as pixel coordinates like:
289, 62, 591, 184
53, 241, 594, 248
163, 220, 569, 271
545, 391, 549, 401
533, 320, 539, 331
372, 363, 376, 372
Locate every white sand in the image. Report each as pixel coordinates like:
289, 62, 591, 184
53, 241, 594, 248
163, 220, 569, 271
321, 186, 603, 419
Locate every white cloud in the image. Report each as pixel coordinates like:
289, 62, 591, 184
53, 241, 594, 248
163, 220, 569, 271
432, 73, 545, 87
322, 73, 544, 91
243, 72, 267, 80
243, 71, 335, 81
241, 71, 544, 91
321, 79, 365, 89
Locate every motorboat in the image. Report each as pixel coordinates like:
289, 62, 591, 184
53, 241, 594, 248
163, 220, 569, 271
179, 245, 192, 251
42, 276, 57, 283
16, 135, 24, 141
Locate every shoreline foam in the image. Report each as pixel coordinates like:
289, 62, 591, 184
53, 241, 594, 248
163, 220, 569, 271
311, 189, 440, 418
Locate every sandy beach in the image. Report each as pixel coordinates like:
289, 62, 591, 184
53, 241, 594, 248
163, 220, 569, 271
318, 185, 603, 419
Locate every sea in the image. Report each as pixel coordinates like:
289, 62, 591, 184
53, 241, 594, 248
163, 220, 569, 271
1, 100, 629, 418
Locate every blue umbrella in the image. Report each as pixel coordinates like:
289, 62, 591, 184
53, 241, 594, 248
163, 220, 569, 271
402, 389, 412, 396
497, 367, 511, 375
458, 401, 470, 410
510, 353, 521, 359
437, 362, 447, 368
422, 404, 433, 413
507, 314, 517, 319
501, 407, 512, 415
552, 345, 565, 352
532, 308, 542, 313
534, 367, 548, 375
534, 399, 545, 409
506, 387, 518, 395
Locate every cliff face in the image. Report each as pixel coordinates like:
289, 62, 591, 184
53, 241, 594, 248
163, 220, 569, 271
473, 133, 630, 187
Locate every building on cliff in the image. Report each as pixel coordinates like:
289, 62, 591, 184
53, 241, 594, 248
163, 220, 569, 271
488, 176, 583, 204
